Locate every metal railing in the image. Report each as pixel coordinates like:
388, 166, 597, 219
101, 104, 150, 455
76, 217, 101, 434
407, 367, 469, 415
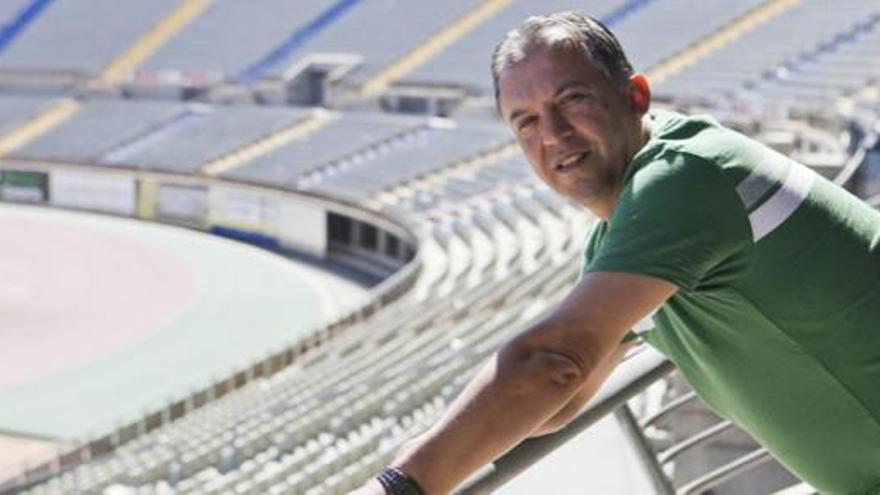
833, 120, 878, 188
454, 347, 674, 494
454, 345, 806, 495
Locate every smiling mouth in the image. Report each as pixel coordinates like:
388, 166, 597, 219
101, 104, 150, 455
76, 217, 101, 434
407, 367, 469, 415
555, 151, 589, 173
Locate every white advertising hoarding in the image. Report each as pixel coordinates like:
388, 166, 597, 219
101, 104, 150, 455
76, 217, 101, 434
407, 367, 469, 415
157, 183, 208, 223
208, 186, 280, 234
279, 199, 326, 258
49, 171, 136, 215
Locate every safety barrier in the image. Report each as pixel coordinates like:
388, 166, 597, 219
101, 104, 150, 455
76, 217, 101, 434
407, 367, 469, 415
454, 347, 811, 495
454, 347, 675, 494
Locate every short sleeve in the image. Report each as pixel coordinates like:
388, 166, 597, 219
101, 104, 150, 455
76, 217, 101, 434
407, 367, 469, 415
578, 220, 606, 279
586, 152, 753, 291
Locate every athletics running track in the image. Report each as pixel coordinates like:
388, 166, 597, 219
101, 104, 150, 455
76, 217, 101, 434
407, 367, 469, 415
0, 203, 363, 443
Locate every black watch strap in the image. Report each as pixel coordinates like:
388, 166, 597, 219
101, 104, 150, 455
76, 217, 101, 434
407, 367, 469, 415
377, 466, 425, 495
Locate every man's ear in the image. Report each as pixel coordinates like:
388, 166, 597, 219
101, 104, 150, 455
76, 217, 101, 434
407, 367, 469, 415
628, 74, 651, 115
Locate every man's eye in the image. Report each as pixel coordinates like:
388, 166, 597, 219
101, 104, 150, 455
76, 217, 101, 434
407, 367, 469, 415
561, 93, 588, 104
517, 117, 537, 132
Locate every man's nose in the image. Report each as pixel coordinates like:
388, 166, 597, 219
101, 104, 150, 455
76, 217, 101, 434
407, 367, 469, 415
541, 108, 573, 145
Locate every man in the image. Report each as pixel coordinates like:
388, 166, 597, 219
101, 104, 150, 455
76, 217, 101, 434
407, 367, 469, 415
353, 11, 880, 495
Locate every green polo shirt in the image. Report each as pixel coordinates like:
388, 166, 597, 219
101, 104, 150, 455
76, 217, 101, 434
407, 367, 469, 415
582, 110, 880, 495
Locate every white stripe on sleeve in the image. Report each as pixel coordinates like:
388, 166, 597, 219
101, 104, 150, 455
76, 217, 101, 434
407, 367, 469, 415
748, 164, 815, 242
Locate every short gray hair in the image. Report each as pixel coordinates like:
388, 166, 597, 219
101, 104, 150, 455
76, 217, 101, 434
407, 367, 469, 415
491, 11, 634, 109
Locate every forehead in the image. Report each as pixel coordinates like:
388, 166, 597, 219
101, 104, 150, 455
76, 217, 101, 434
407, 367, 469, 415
497, 45, 608, 115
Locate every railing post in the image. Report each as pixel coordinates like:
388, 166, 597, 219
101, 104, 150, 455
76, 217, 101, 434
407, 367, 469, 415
614, 404, 676, 495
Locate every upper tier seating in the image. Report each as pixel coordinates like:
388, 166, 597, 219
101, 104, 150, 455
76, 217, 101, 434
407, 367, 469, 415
750, 14, 880, 105
656, 0, 880, 103
12, 99, 185, 163
0, 0, 181, 74
301, 119, 512, 202
139, 0, 332, 83
223, 111, 427, 188
273, 0, 483, 85
401, 0, 626, 94
96, 105, 313, 173
613, 0, 767, 74
0, 94, 58, 135
0, 0, 34, 26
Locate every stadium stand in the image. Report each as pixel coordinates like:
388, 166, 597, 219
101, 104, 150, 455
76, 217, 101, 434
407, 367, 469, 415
751, 12, 880, 104
655, 0, 880, 103
222, 111, 428, 188
96, 105, 314, 173
140, 0, 334, 83
0, 94, 58, 134
11, 99, 185, 163
301, 119, 512, 202
0, 0, 50, 56
0, 1, 878, 494
400, 0, 774, 97
0, 0, 182, 74
386, 150, 533, 214
399, 0, 624, 94
612, 0, 768, 75
276, 0, 486, 86
0, 0, 36, 26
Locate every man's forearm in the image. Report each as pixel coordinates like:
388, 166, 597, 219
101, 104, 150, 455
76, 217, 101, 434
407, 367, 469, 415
390, 339, 596, 494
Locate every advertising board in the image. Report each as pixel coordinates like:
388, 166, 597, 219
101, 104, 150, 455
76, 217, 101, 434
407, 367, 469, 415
157, 183, 209, 224
49, 171, 135, 215
279, 199, 327, 258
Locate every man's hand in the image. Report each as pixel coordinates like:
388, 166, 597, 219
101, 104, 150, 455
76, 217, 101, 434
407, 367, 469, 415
352, 271, 676, 494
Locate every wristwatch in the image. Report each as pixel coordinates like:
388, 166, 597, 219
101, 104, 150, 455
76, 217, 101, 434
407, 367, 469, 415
377, 466, 425, 495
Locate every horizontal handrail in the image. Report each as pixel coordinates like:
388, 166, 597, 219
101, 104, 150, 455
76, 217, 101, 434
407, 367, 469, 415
678, 448, 771, 494
658, 419, 735, 464
454, 347, 675, 494
640, 389, 698, 429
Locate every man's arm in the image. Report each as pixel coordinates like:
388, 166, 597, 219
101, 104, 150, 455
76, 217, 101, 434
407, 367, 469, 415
530, 338, 636, 437
351, 271, 676, 495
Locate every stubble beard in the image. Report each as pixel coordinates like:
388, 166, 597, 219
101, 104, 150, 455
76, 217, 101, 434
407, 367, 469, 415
566, 166, 624, 215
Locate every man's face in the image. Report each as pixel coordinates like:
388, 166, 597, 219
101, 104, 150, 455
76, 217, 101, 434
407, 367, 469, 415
498, 44, 647, 217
